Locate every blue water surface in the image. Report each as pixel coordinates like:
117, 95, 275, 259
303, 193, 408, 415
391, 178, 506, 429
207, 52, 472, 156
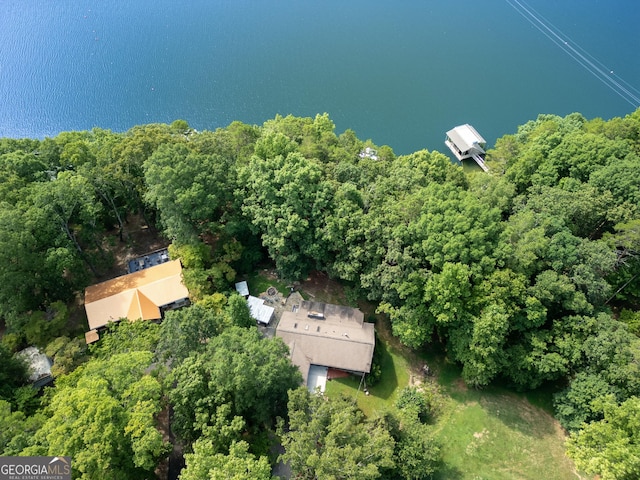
1, 0, 638, 153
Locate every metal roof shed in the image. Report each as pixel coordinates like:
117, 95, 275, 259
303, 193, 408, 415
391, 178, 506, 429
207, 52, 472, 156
235, 281, 250, 297
247, 295, 274, 325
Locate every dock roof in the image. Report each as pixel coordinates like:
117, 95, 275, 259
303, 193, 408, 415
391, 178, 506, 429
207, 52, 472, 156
446, 124, 486, 152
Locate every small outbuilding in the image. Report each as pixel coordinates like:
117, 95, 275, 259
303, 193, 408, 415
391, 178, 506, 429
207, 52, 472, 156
235, 281, 250, 297
247, 295, 275, 325
235, 280, 274, 325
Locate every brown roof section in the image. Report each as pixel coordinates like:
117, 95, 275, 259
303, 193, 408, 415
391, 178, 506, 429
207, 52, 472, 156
127, 290, 161, 321
276, 301, 375, 382
84, 259, 189, 331
85, 329, 100, 344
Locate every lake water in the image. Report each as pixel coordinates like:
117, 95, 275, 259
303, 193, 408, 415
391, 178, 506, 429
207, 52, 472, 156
1, 0, 639, 154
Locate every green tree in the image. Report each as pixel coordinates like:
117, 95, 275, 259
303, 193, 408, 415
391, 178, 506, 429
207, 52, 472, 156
168, 241, 239, 301
553, 372, 616, 431
26, 351, 168, 479
180, 440, 273, 480
384, 401, 441, 480
110, 122, 176, 223
29, 170, 105, 277
240, 151, 334, 279
619, 309, 640, 337
605, 219, 640, 303
144, 143, 234, 242
0, 343, 28, 406
90, 319, 161, 359
21, 300, 69, 348
44, 336, 88, 377
520, 182, 615, 239
225, 293, 255, 328
0, 400, 46, 455
279, 388, 395, 480
567, 396, 640, 480
0, 202, 84, 322
156, 303, 227, 363
169, 327, 301, 443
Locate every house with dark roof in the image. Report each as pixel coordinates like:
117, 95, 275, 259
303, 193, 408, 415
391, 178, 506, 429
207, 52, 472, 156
276, 301, 375, 392
84, 259, 189, 344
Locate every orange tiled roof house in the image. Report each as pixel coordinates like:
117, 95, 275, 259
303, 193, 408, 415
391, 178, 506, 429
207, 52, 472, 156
84, 259, 189, 344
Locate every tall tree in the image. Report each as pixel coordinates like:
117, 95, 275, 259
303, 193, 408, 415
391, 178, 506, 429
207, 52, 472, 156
240, 151, 334, 279
566, 396, 640, 480
29, 170, 105, 276
279, 388, 395, 480
169, 327, 300, 444
0, 400, 46, 455
0, 344, 28, 406
144, 143, 234, 242
180, 440, 273, 480
24, 351, 169, 479
156, 302, 227, 363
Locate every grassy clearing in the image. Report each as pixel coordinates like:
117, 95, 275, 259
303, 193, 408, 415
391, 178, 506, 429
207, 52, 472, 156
302, 277, 582, 479
325, 335, 581, 480
433, 383, 580, 479
244, 271, 290, 297
325, 339, 411, 417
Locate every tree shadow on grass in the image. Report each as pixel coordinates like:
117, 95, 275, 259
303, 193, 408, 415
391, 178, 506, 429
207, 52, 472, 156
325, 339, 403, 417
481, 389, 559, 439
432, 462, 464, 480
368, 340, 398, 401
429, 353, 560, 440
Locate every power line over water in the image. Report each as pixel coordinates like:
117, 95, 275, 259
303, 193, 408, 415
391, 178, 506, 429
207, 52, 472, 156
505, 0, 640, 108
1, 1, 638, 151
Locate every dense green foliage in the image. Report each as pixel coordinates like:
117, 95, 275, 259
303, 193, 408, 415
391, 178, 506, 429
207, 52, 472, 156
181, 440, 274, 480
25, 351, 169, 479
279, 387, 396, 479
566, 396, 640, 480
279, 386, 441, 480
1, 108, 640, 478
0, 343, 28, 407
169, 326, 301, 445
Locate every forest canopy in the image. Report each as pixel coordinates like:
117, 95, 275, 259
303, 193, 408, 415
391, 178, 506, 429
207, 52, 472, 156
1, 109, 639, 479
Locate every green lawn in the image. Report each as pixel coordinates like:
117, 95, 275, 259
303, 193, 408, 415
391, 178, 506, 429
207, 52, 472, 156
325, 335, 584, 480
244, 271, 290, 297
301, 276, 584, 480
433, 386, 581, 480
325, 339, 410, 417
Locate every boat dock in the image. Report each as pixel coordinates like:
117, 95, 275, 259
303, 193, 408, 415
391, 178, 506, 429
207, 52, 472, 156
445, 124, 488, 172
471, 153, 489, 172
